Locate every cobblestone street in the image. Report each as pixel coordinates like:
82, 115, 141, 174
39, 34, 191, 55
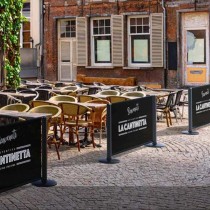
1, 108, 210, 209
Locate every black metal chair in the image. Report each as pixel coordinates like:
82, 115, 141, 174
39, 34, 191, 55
19, 90, 39, 104
169, 90, 183, 122
87, 87, 101, 95
36, 89, 54, 100
156, 92, 176, 127
0, 93, 22, 108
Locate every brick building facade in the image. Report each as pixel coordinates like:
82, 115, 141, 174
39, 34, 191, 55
42, 0, 210, 88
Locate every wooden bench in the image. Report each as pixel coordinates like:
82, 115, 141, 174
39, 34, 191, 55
77, 74, 136, 86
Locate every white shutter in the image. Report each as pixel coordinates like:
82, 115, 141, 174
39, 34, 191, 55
76, 17, 87, 66
151, 13, 163, 67
112, 15, 124, 66
72, 39, 77, 81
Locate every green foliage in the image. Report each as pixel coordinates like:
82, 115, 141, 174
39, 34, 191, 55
0, 0, 24, 88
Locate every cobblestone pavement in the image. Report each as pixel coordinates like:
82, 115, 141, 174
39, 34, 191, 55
1, 107, 210, 209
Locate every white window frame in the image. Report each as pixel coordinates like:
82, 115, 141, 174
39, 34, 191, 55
128, 15, 152, 68
59, 19, 76, 39
91, 17, 112, 67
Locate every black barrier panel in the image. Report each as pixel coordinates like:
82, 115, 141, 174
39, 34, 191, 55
110, 96, 155, 155
0, 118, 41, 191
191, 85, 210, 128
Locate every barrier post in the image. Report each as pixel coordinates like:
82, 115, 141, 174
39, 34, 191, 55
32, 116, 57, 186
182, 88, 199, 135
146, 96, 165, 147
99, 104, 120, 164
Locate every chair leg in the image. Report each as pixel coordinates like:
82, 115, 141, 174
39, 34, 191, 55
54, 143, 60, 160
168, 111, 172, 126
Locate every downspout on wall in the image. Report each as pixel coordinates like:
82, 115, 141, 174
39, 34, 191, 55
161, 0, 167, 88
40, 0, 44, 79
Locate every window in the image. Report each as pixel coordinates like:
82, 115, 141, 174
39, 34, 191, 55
60, 20, 76, 38
21, 3, 31, 48
187, 30, 206, 64
91, 18, 112, 65
128, 16, 150, 66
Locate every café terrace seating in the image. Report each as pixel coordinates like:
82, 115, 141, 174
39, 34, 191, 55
0, 103, 30, 112
106, 95, 130, 103
59, 102, 95, 151
29, 105, 62, 160
156, 92, 176, 127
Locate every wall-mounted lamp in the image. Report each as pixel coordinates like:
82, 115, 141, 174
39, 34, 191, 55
30, 36, 34, 48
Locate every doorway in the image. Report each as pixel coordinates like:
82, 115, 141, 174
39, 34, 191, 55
182, 12, 209, 86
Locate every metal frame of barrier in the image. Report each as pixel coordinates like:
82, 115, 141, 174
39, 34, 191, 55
0, 112, 56, 192
182, 84, 210, 135
99, 96, 164, 164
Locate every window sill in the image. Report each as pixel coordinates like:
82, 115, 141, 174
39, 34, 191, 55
123, 67, 154, 70
85, 66, 114, 69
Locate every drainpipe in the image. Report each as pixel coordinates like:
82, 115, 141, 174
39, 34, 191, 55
40, 0, 44, 79
161, 0, 167, 88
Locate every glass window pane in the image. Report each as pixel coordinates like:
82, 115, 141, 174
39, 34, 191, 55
137, 26, 142, 33
105, 27, 110, 34
130, 18, 135, 26
143, 17, 149, 25
130, 26, 136, 34
66, 32, 70, 37
105, 19, 110, 26
93, 28, 98, 35
187, 30, 206, 64
99, 27, 104, 34
137, 18, 142, 26
71, 32, 76, 37
143, 26, 149, 33
99, 19, 104, 26
94, 36, 111, 63
131, 35, 150, 63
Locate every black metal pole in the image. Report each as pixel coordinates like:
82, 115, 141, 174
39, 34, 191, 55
33, 116, 57, 187
182, 88, 198, 135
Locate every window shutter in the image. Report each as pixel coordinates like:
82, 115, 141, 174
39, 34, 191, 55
151, 13, 163, 67
112, 15, 124, 66
76, 17, 87, 66
72, 39, 77, 81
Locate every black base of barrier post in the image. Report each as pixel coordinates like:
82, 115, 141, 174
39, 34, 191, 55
99, 157, 120, 164
32, 179, 57, 187
145, 142, 165, 148
182, 130, 199, 135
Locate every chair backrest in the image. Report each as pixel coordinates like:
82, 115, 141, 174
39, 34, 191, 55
165, 92, 176, 108
173, 90, 183, 106
106, 95, 130, 103
87, 87, 101, 95
97, 90, 120, 96
0, 93, 22, 108
54, 82, 65, 87
36, 85, 52, 90
61, 86, 78, 91
30, 100, 55, 108
60, 102, 90, 117
2, 89, 17, 93
36, 89, 53, 100
122, 91, 146, 97
86, 99, 110, 104
49, 95, 76, 102
29, 105, 61, 119
0, 103, 30, 112
78, 95, 100, 102
19, 90, 39, 101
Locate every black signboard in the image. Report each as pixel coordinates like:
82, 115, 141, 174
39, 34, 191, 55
0, 118, 41, 190
109, 96, 156, 156
191, 84, 210, 128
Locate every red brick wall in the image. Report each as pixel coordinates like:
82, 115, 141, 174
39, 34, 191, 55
43, 0, 209, 88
